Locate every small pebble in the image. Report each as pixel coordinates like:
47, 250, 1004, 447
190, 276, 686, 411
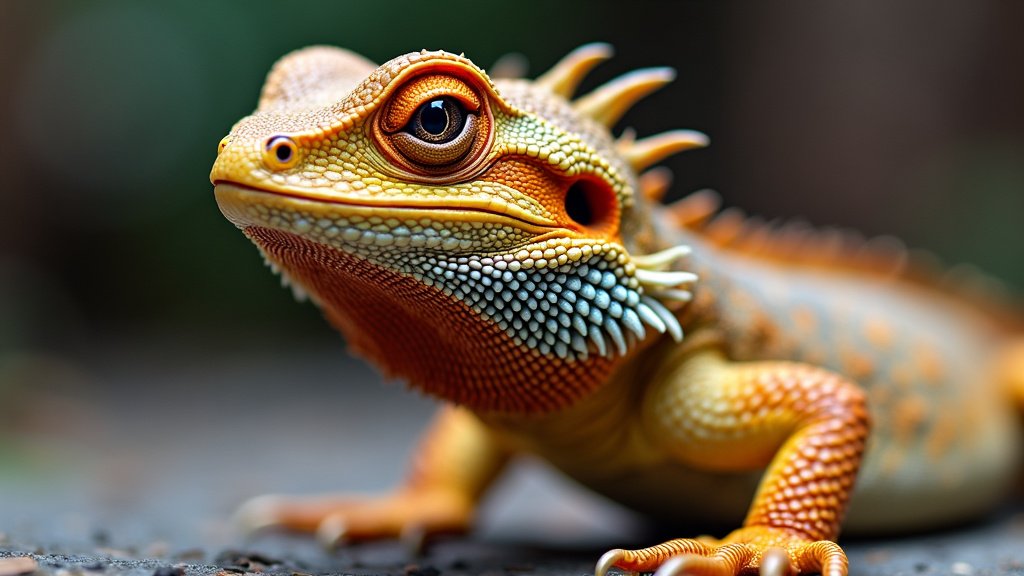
0, 557, 38, 576
951, 562, 974, 576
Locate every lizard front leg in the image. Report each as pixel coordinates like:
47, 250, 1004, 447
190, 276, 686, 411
236, 406, 510, 546
598, 349, 869, 576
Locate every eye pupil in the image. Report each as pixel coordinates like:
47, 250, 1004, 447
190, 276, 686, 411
420, 100, 449, 136
275, 142, 292, 162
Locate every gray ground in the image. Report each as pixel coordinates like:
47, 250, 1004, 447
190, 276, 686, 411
1, 338, 1022, 576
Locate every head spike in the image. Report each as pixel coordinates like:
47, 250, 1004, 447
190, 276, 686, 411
489, 51, 529, 79
638, 167, 673, 202
619, 129, 708, 172
574, 67, 675, 127
668, 189, 722, 228
704, 207, 747, 246
616, 126, 637, 146
535, 43, 614, 98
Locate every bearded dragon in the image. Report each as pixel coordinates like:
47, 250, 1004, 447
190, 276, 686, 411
210, 44, 1024, 576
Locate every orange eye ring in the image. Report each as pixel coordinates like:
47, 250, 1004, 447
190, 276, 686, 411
371, 73, 493, 181
262, 135, 300, 170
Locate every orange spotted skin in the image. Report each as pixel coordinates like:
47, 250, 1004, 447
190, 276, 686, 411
667, 228, 1021, 533
214, 45, 1023, 576
645, 356, 869, 541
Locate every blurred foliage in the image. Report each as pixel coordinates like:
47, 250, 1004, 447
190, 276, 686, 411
1, 0, 1021, 354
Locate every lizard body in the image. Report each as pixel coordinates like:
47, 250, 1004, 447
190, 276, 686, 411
211, 45, 1023, 576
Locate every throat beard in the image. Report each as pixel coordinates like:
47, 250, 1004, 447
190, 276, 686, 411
244, 226, 618, 414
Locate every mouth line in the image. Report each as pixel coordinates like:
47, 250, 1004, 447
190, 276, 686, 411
213, 180, 560, 231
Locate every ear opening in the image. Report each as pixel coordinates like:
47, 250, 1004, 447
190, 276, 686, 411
564, 178, 617, 233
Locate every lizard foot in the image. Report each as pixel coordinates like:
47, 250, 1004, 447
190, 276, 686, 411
234, 488, 472, 550
594, 527, 848, 576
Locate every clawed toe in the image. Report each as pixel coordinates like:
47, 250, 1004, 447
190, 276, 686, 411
652, 555, 721, 576
759, 548, 793, 576
594, 533, 844, 576
599, 547, 791, 576
595, 549, 630, 576
233, 494, 279, 533
793, 541, 847, 576
653, 544, 755, 576
315, 513, 348, 548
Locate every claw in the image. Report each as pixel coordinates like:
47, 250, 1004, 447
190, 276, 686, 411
315, 513, 347, 548
653, 555, 723, 576
759, 548, 792, 576
233, 494, 283, 533
399, 522, 429, 557
595, 549, 628, 576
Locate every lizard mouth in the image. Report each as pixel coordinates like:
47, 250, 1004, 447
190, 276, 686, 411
213, 181, 561, 234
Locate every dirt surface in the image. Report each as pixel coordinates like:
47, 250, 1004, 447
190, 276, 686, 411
1, 340, 1022, 576
3, 517, 1024, 576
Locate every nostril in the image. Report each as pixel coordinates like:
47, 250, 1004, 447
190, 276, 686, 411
564, 179, 616, 230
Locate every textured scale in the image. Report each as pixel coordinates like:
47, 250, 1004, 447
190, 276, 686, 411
212, 44, 1023, 576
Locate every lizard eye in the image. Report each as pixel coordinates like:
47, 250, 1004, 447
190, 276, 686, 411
373, 73, 493, 177
390, 98, 478, 166
410, 98, 466, 144
263, 135, 300, 170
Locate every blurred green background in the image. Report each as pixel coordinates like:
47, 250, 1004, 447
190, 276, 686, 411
2, 0, 1022, 356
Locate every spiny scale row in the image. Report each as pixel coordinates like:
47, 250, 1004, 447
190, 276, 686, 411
409, 250, 680, 361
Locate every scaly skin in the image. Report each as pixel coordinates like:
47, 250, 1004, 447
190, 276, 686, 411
211, 45, 1022, 576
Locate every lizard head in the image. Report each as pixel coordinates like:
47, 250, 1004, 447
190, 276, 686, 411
211, 45, 704, 413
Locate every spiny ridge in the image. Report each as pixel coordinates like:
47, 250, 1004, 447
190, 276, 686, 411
667, 189, 722, 226
574, 67, 675, 127
535, 43, 614, 98
619, 130, 709, 172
